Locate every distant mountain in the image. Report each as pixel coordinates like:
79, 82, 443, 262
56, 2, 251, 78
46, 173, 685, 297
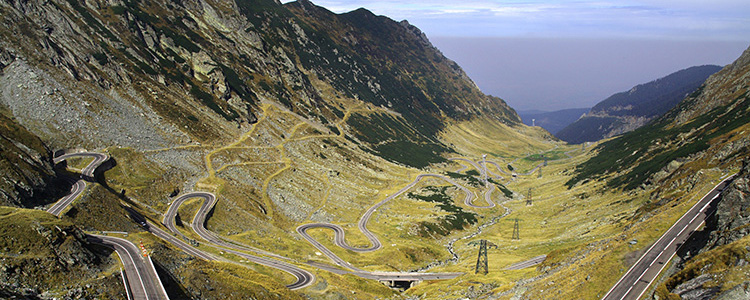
518, 108, 590, 135
557, 65, 722, 144
567, 44, 750, 299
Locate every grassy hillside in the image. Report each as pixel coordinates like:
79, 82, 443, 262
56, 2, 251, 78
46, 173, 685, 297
0, 207, 124, 298
557, 65, 721, 144
568, 52, 749, 191
1, 0, 747, 298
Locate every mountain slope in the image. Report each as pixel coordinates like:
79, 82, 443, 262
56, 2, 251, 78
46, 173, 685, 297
0, 0, 520, 168
0, 206, 124, 298
655, 162, 750, 299
557, 65, 722, 144
0, 110, 64, 208
505, 45, 750, 300
568, 48, 748, 190
0, 0, 542, 298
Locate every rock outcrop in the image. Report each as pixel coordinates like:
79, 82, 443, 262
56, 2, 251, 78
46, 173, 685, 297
0, 207, 123, 298
0, 113, 62, 208
653, 161, 750, 300
708, 161, 750, 248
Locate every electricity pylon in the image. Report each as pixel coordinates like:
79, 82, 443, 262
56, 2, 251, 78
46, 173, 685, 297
469, 239, 498, 275
512, 218, 520, 240
526, 188, 533, 206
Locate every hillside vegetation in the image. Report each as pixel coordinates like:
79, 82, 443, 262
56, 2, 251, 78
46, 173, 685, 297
557, 65, 721, 144
0, 0, 749, 299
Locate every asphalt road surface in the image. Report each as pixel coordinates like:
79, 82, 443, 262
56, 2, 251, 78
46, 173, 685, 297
47, 178, 85, 216
505, 255, 547, 270
163, 192, 315, 290
53, 151, 110, 179
47, 151, 109, 216
296, 172, 513, 281
86, 234, 169, 300
602, 174, 736, 300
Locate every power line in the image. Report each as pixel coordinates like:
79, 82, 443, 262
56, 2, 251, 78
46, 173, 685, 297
526, 188, 533, 206
470, 239, 497, 275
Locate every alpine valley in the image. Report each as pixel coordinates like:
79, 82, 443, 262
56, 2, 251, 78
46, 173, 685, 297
0, 0, 749, 299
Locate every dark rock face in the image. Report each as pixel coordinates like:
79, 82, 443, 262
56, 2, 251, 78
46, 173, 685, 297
707, 161, 750, 249
655, 162, 750, 300
0, 113, 62, 208
0, 208, 120, 299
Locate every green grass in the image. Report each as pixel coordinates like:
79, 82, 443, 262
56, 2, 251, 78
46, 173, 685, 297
0, 207, 124, 297
445, 171, 482, 187
567, 95, 749, 190
523, 150, 566, 162
408, 186, 478, 237
347, 112, 450, 168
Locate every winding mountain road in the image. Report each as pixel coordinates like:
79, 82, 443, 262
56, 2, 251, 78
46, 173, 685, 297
163, 192, 316, 290
86, 234, 169, 300
48, 149, 549, 292
47, 151, 109, 216
51, 151, 316, 291
296, 172, 505, 281
53, 151, 110, 179
50, 151, 171, 299
47, 178, 86, 216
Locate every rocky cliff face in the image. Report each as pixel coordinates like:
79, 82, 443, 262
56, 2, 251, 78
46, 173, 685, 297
653, 162, 750, 300
557, 65, 721, 144
0, 0, 518, 167
708, 163, 750, 247
0, 112, 63, 208
0, 207, 123, 299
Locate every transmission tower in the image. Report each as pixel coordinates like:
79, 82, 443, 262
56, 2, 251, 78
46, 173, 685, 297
526, 188, 533, 206
469, 239, 498, 275
538, 167, 542, 178
512, 218, 520, 240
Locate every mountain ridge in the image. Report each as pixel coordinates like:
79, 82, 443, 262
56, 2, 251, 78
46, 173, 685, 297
0, 0, 535, 298
557, 65, 722, 143
2, 0, 749, 299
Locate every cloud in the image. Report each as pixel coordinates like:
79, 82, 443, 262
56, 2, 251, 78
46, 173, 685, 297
281, 0, 750, 41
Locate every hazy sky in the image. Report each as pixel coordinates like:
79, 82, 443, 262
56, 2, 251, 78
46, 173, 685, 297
284, 0, 750, 111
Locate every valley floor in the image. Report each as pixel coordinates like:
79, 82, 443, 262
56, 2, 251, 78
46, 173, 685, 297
41, 101, 741, 300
